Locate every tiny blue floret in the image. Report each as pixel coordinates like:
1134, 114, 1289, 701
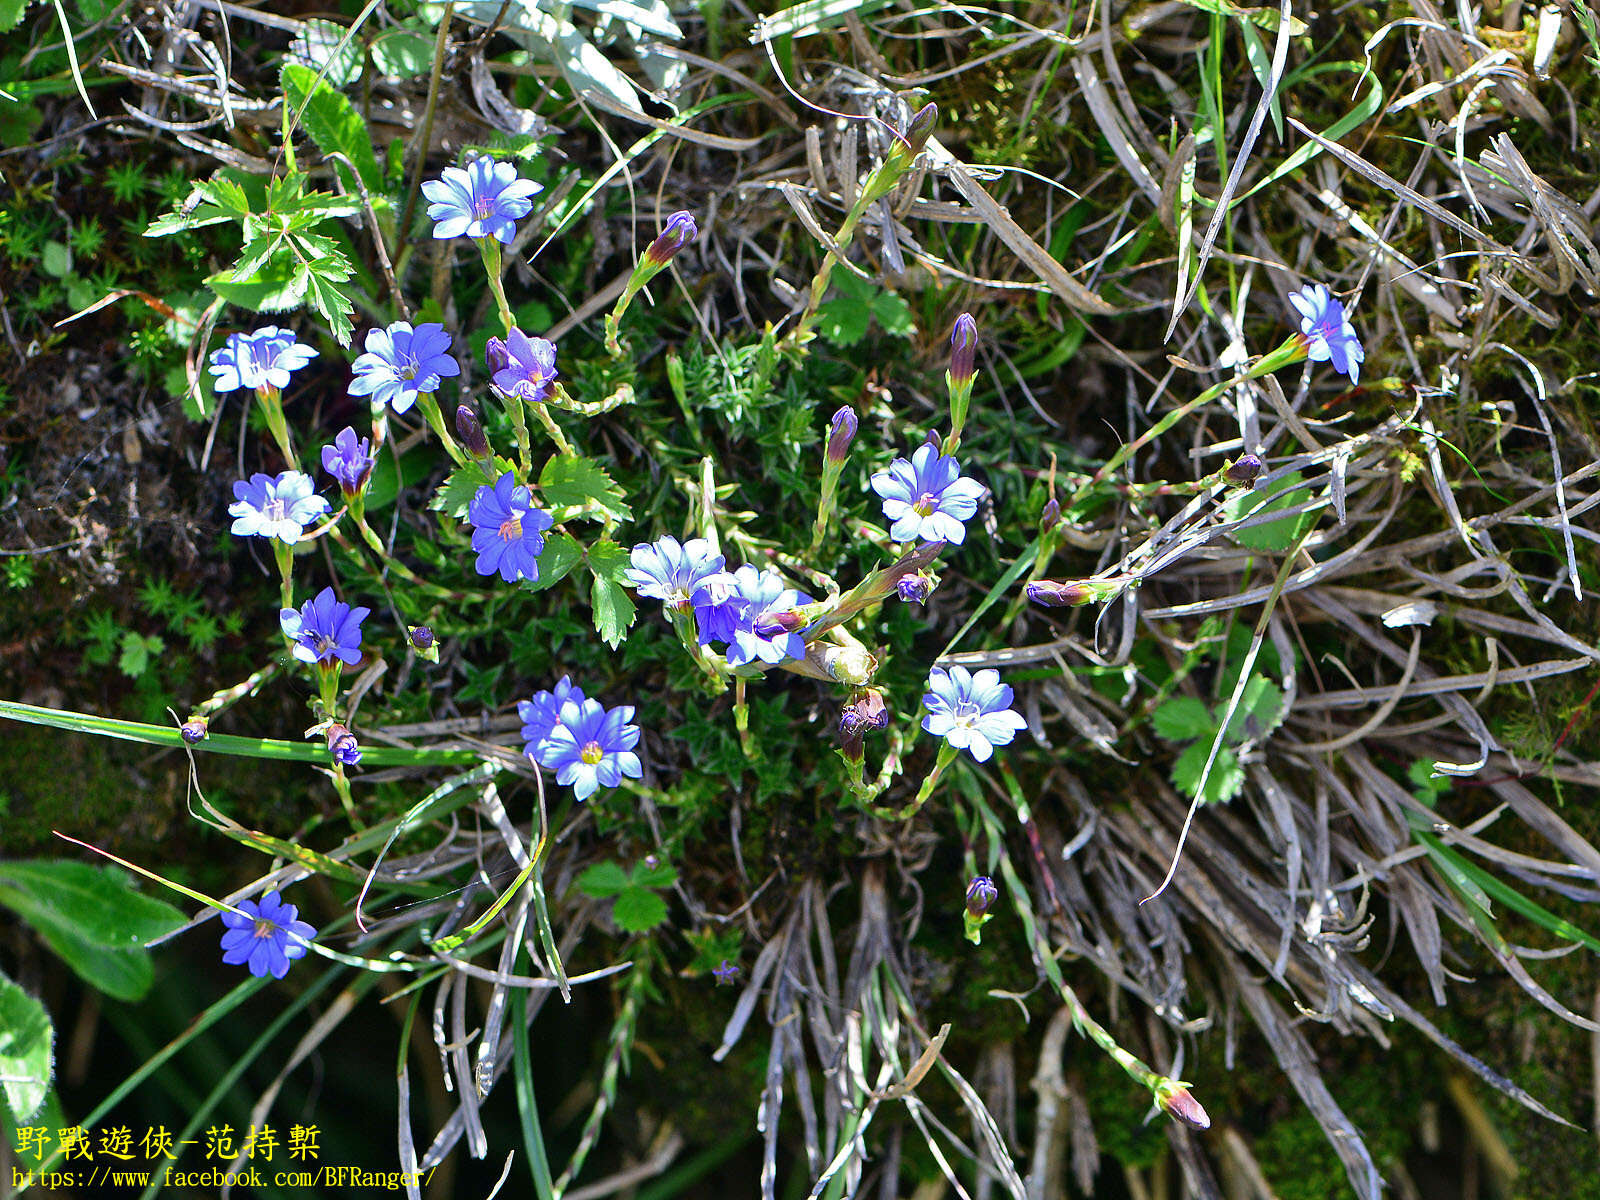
280, 586, 370, 667
922, 666, 1027, 763
1288, 284, 1364, 384
627, 536, 727, 611
219, 890, 316, 979
209, 327, 318, 394
348, 322, 460, 414
422, 158, 543, 244
228, 471, 329, 544
535, 697, 643, 801
871, 443, 986, 545
519, 675, 588, 761
467, 470, 554, 583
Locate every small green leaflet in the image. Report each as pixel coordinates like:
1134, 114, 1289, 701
430, 457, 515, 519
817, 269, 913, 347
587, 537, 637, 648
575, 860, 677, 934
525, 530, 583, 593
539, 454, 633, 523
280, 63, 385, 197
0, 970, 53, 1121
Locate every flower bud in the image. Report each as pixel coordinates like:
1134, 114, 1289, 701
408, 625, 434, 651
839, 689, 890, 739
754, 609, 809, 637
897, 571, 935, 604
1155, 1081, 1211, 1131
826, 407, 858, 466
1224, 453, 1264, 487
1026, 579, 1094, 608
904, 102, 937, 156
949, 313, 978, 387
325, 723, 361, 767
180, 715, 208, 744
455, 405, 490, 459
484, 336, 511, 378
1039, 498, 1061, 536
965, 875, 997, 916
645, 211, 698, 267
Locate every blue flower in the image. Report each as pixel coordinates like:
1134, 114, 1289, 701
320, 426, 375, 496
422, 158, 543, 244
486, 328, 558, 403
644, 211, 698, 267
518, 675, 588, 760
228, 471, 329, 544
468, 470, 554, 583
721, 565, 813, 668
209, 327, 318, 394
921, 666, 1027, 762
280, 586, 370, 667
348, 322, 460, 414
627, 536, 726, 611
219, 890, 316, 979
1288, 284, 1364, 384
871, 443, 986, 545
692, 572, 749, 647
325, 723, 361, 767
535, 697, 643, 801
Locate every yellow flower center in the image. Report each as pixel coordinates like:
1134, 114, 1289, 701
580, 741, 604, 765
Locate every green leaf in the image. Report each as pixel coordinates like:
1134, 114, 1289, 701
0, 0, 29, 32
116, 632, 163, 678
539, 455, 633, 523
1151, 696, 1215, 742
0, 99, 43, 149
279, 66, 383, 196
526, 530, 582, 593
817, 293, 871, 347
589, 574, 637, 650
429, 457, 514, 519
630, 861, 678, 890
0, 971, 52, 1121
584, 537, 632, 584
29, 926, 154, 1002
1222, 470, 1316, 551
207, 254, 308, 315
0, 861, 187, 947
1222, 675, 1284, 741
41, 241, 71, 279
870, 288, 913, 337
371, 26, 435, 79
287, 19, 366, 87
575, 861, 630, 899
611, 888, 668, 933
1171, 742, 1244, 805
301, 258, 355, 347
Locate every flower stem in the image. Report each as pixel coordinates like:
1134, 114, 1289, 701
413, 393, 468, 466
528, 401, 572, 456
872, 741, 956, 820
477, 237, 514, 335
255, 386, 295, 464
734, 676, 755, 759
272, 540, 295, 613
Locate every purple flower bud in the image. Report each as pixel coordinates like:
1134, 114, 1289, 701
904, 102, 937, 156
1026, 579, 1094, 608
408, 625, 435, 651
949, 313, 977, 386
965, 875, 997, 916
753, 608, 809, 637
839, 690, 890, 739
1156, 1083, 1211, 1131
456, 405, 490, 459
180, 715, 208, 744
1039, 498, 1060, 536
826, 407, 858, 466
485, 336, 511, 377
897, 571, 935, 604
645, 211, 698, 268
325, 723, 361, 767
1223, 453, 1264, 487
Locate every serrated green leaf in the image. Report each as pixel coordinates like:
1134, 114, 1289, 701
526, 531, 582, 593
1223, 675, 1283, 741
0, 0, 29, 33
630, 861, 677, 890
0, 971, 52, 1121
116, 632, 162, 678
611, 888, 668, 933
870, 288, 913, 337
575, 861, 630, 899
585, 537, 632, 584
284, 65, 386, 196
1171, 742, 1244, 805
302, 264, 355, 346
817, 296, 870, 347
589, 574, 637, 649
430, 457, 515, 519
539, 455, 633, 522
1151, 696, 1215, 742
0, 861, 187, 947
288, 18, 366, 87
371, 27, 435, 78
207, 255, 307, 314
1222, 470, 1316, 551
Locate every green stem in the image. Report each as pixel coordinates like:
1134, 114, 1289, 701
255, 386, 294, 464
528, 401, 572, 456
413, 392, 468, 466
872, 740, 956, 820
478, 237, 515, 335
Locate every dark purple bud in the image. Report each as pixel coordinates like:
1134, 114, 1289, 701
408, 625, 435, 651
826, 407, 858, 466
904, 102, 937, 156
645, 211, 698, 267
1157, 1084, 1211, 1131
1224, 453, 1264, 487
325, 723, 361, 767
711, 959, 740, 986
1026, 579, 1094, 608
965, 875, 998, 916
456, 405, 490, 459
839, 689, 890, 739
754, 609, 808, 637
485, 336, 511, 377
180, 715, 208, 744
897, 571, 934, 604
949, 313, 977, 386
1039, 498, 1061, 536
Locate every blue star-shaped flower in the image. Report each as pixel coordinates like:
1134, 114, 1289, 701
722, 565, 813, 668
219, 890, 316, 979
627, 536, 727, 610
871, 443, 986, 545
535, 697, 643, 801
228, 471, 329, 544
467, 470, 554, 583
422, 158, 543, 244
921, 666, 1027, 763
348, 321, 460, 414
486, 328, 559, 404
209, 327, 318, 394
1288, 283, 1364, 384
280, 586, 370, 667
518, 675, 588, 760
